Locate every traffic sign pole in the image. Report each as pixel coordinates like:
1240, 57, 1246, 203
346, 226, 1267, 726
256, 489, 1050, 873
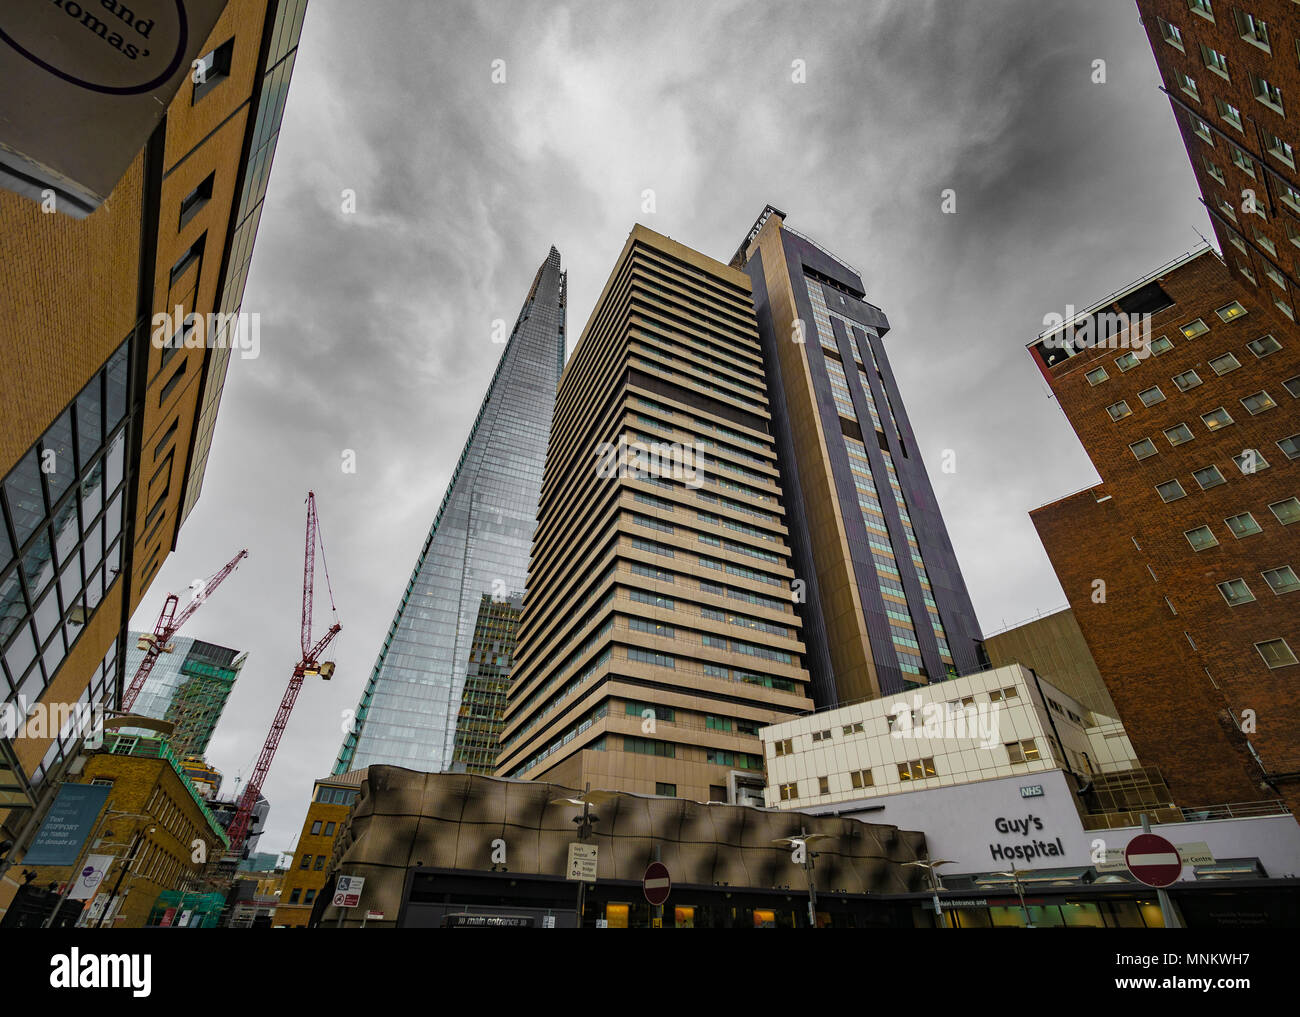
1136, 816, 1182, 929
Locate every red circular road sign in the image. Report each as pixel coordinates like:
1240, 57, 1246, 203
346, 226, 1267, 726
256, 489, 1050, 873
642, 862, 671, 906
1125, 833, 1183, 888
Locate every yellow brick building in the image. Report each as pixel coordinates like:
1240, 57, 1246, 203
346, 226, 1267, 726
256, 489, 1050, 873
0, 0, 308, 920
273, 772, 365, 928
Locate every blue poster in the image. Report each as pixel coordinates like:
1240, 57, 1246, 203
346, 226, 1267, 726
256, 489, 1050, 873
23, 783, 112, 866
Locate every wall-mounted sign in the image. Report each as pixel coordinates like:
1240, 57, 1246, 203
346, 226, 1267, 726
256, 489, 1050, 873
22, 782, 111, 865
1019, 785, 1044, 799
1176, 841, 1214, 867
988, 814, 1065, 864
0, 0, 231, 216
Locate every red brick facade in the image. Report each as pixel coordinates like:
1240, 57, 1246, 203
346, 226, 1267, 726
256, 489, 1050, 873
1138, 0, 1300, 303
1029, 250, 1300, 815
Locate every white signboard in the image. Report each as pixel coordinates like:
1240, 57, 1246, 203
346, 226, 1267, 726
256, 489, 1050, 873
566, 843, 597, 883
69, 853, 113, 900
333, 874, 365, 908
1177, 841, 1215, 867
0, 0, 232, 216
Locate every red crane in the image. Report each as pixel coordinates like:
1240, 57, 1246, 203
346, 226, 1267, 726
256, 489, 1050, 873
120, 549, 249, 713
225, 492, 340, 856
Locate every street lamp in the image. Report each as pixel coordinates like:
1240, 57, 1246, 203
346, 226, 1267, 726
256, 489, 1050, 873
904, 857, 955, 928
549, 784, 619, 928
771, 828, 832, 928
993, 869, 1036, 928
41, 809, 152, 929
93, 820, 157, 929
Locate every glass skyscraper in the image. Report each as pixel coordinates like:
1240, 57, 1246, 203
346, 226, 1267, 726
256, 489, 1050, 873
123, 634, 246, 758
334, 248, 566, 774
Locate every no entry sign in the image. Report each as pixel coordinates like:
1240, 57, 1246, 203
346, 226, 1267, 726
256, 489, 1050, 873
642, 862, 671, 906
1125, 833, 1183, 888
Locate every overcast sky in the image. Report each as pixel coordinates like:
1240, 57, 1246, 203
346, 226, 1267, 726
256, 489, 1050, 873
129, 0, 1213, 855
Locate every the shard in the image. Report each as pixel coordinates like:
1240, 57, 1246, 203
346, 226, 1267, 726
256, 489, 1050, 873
334, 247, 566, 774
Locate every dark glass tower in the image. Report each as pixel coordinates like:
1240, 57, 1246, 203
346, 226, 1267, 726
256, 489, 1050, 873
334, 248, 566, 774
732, 208, 985, 705
450, 592, 522, 774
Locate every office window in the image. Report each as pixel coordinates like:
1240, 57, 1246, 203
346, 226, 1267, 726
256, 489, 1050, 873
1216, 300, 1248, 321
1172, 370, 1202, 392
304, 889, 316, 905
1230, 145, 1255, 176
1276, 298, 1295, 320
1270, 498, 1300, 525
655, 782, 677, 797
178, 172, 215, 229
1192, 115, 1215, 144
1149, 335, 1174, 356
1157, 479, 1187, 502
1209, 352, 1241, 374
288, 888, 302, 905
772, 737, 794, 757
310, 820, 322, 835
1115, 352, 1140, 372
779, 782, 798, 801
324, 822, 336, 836
989, 687, 1019, 703
1159, 18, 1185, 49
1248, 334, 1281, 358
1262, 566, 1300, 595
1106, 400, 1132, 422
898, 758, 937, 781
1189, 0, 1214, 20
1250, 73, 1284, 114
1225, 512, 1262, 538
1266, 132, 1296, 168
1255, 639, 1297, 669
1233, 448, 1269, 475
1193, 465, 1226, 490
842, 722, 864, 735
818, 776, 830, 795
192, 38, 234, 103
299, 854, 310, 870
849, 769, 874, 789
313, 855, 326, 871
1085, 366, 1108, 385
1164, 423, 1194, 445
1005, 740, 1040, 764
1201, 43, 1228, 74
168, 234, 205, 286
1241, 391, 1276, 414
1254, 229, 1277, 257
1216, 97, 1244, 131
1240, 261, 1256, 283
1267, 265, 1289, 290
1234, 8, 1270, 49
1202, 407, 1234, 430
1130, 438, 1158, 460
1218, 578, 1255, 606
1138, 386, 1166, 407
1285, 376, 1300, 398
1185, 525, 1220, 551
1277, 435, 1300, 460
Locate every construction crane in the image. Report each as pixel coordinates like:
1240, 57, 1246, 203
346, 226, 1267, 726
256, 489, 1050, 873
224, 492, 340, 856
120, 549, 249, 713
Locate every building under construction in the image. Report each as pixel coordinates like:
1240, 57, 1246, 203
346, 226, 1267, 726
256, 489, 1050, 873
124, 634, 247, 758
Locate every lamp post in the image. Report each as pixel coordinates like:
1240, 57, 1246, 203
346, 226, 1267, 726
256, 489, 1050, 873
771, 828, 832, 928
549, 784, 617, 928
904, 857, 955, 928
41, 808, 151, 929
993, 869, 1036, 928
93, 819, 157, 929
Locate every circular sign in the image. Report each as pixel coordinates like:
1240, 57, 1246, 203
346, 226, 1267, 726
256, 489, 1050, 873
1125, 833, 1182, 888
642, 861, 671, 906
0, 0, 188, 95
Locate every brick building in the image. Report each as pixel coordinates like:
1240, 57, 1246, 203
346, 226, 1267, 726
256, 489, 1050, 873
273, 771, 363, 928
0, 0, 309, 916
1138, 0, 1300, 305
1028, 246, 1299, 816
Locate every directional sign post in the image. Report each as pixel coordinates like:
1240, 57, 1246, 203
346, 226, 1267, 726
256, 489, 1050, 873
1128, 818, 1183, 928
333, 875, 365, 927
